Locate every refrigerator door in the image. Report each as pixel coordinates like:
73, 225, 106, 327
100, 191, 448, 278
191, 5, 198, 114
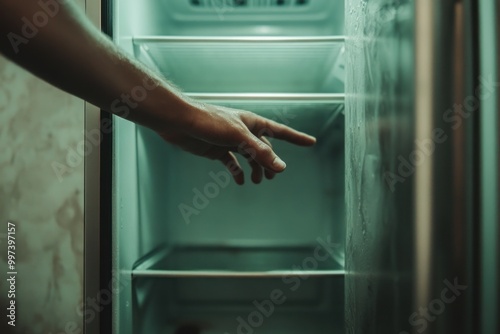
84, 0, 102, 332
345, 0, 497, 333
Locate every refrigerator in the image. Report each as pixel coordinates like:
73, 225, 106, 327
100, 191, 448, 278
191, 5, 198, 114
83, 0, 500, 333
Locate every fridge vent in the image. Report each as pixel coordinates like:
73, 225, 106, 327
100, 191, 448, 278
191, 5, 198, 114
190, 0, 310, 8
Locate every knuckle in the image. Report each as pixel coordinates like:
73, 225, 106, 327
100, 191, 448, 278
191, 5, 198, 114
258, 127, 274, 138
257, 142, 273, 155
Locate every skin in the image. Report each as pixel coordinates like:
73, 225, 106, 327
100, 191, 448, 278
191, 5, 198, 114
0, 0, 316, 184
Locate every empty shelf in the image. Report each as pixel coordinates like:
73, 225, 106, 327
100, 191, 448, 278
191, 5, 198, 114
133, 36, 345, 93
155, 312, 343, 334
135, 278, 343, 333
133, 246, 345, 278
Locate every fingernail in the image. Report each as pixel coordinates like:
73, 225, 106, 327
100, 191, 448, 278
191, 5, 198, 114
272, 157, 286, 170
302, 133, 316, 142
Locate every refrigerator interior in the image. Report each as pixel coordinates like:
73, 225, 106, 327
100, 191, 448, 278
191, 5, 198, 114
112, 0, 346, 333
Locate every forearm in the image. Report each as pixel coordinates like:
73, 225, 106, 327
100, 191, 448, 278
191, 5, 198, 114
0, 1, 317, 180
0, 0, 194, 131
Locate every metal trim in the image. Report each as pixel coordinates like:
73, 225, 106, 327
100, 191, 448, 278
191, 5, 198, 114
497, 8, 500, 332
414, 0, 435, 314
84, 1, 101, 334
132, 270, 345, 278
84, 102, 102, 334
133, 35, 346, 43
414, 1, 480, 332
479, 1, 500, 333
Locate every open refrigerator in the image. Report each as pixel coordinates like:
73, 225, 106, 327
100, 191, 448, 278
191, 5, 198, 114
83, 1, 500, 334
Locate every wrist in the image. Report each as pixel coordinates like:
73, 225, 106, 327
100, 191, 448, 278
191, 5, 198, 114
127, 84, 198, 134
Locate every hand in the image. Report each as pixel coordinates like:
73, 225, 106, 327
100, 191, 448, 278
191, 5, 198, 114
158, 101, 316, 185
0, 1, 315, 186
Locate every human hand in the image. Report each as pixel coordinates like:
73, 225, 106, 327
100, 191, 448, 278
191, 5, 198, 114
0, 0, 315, 186
158, 101, 316, 185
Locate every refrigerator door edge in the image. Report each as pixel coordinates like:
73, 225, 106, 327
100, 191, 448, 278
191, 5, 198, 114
84, 1, 102, 334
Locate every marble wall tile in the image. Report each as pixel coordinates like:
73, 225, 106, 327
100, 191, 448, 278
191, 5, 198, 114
0, 33, 85, 334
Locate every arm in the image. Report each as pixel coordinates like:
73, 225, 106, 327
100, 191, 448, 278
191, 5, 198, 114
0, 0, 316, 184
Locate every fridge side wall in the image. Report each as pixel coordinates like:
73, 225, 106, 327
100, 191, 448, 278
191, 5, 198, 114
111, 2, 144, 334
344, 0, 416, 332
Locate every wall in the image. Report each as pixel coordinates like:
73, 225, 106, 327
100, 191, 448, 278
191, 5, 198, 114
0, 1, 85, 332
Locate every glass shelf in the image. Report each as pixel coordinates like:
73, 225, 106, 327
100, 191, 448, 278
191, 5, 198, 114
134, 272, 344, 332
185, 92, 344, 103
133, 36, 345, 94
133, 246, 345, 278
154, 312, 343, 334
